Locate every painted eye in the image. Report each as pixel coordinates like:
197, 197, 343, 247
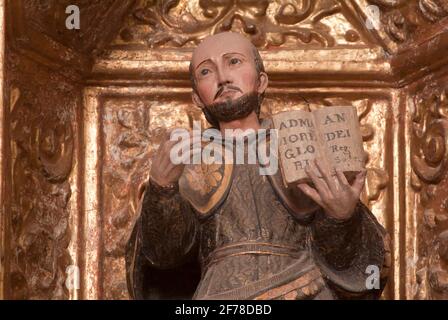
230, 58, 241, 65
200, 69, 210, 76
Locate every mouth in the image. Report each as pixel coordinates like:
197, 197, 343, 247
214, 86, 242, 100
219, 90, 237, 98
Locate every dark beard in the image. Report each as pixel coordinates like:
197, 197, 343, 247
203, 92, 260, 128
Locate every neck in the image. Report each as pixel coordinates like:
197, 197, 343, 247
219, 112, 261, 133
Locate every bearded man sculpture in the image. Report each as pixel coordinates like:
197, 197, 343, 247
125, 32, 390, 300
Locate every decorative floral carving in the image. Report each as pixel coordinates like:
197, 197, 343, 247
185, 163, 223, 196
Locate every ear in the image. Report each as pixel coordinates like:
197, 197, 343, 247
256, 72, 269, 95
192, 91, 204, 108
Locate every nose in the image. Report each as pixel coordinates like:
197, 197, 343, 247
216, 64, 233, 88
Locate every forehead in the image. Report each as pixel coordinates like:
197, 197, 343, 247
192, 33, 255, 68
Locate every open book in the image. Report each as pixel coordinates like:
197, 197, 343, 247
271, 106, 365, 186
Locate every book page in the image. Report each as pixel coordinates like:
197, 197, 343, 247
271, 110, 318, 184
312, 106, 365, 180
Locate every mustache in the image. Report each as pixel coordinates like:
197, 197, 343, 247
214, 85, 242, 100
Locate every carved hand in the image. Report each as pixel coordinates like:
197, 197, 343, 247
297, 159, 367, 220
149, 131, 192, 187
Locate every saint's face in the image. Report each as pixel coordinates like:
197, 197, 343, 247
191, 33, 263, 108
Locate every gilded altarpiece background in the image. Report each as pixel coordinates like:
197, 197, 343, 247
1, 0, 448, 300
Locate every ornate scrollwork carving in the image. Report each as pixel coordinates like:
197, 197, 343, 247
411, 81, 448, 299
419, 0, 448, 23
274, 1, 312, 25
101, 102, 153, 298
368, 0, 407, 7
367, 0, 448, 45
8, 83, 75, 299
115, 0, 365, 48
411, 84, 448, 184
38, 123, 74, 183
385, 10, 407, 43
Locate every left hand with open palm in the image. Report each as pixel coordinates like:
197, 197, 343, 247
297, 159, 367, 221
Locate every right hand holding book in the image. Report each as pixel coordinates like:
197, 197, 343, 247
271, 105, 366, 187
